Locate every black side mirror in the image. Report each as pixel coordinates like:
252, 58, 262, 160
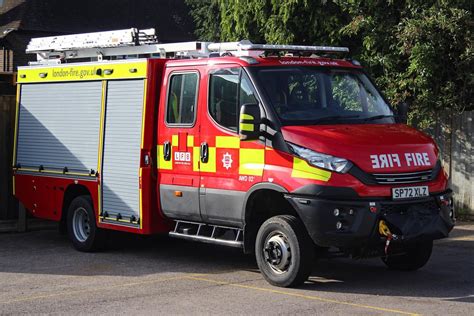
239, 103, 261, 141
396, 102, 409, 124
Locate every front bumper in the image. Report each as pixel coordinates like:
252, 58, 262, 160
285, 188, 455, 248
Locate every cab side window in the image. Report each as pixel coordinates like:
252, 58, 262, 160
209, 68, 257, 131
166, 72, 198, 125
209, 68, 239, 131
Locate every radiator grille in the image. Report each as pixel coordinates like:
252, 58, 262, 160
372, 169, 433, 185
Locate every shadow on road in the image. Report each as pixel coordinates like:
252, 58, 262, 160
0, 224, 472, 302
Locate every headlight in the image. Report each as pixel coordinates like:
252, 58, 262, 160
287, 142, 353, 173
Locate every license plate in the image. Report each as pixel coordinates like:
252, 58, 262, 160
392, 186, 429, 200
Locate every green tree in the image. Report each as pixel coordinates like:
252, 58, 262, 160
337, 0, 473, 127
187, 1, 473, 126
185, 0, 221, 41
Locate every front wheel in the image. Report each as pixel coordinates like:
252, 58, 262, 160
255, 215, 314, 287
67, 195, 106, 252
381, 240, 433, 271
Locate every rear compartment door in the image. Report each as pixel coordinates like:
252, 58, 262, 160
17, 82, 102, 173
101, 79, 145, 225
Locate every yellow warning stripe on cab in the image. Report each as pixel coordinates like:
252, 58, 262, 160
291, 157, 331, 182
157, 135, 331, 182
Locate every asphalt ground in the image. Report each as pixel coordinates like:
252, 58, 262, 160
0, 222, 472, 315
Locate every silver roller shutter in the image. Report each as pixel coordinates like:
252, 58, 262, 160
17, 82, 102, 172
102, 80, 144, 220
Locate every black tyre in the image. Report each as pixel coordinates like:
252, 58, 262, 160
255, 215, 314, 287
382, 240, 433, 271
67, 195, 106, 252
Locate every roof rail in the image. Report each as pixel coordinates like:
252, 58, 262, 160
25, 28, 350, 65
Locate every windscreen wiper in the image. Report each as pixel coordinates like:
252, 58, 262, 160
310, 114, 361, 124
361, 114, 395, 122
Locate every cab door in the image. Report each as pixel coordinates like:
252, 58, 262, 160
157, 69, 202, 221
198, 66, 265, 227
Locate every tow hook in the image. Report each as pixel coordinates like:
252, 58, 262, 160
379, 220, 399, 255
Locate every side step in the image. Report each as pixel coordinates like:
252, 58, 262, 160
169, 220, 243, 248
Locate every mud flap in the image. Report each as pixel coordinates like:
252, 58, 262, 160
384, 205, 453, 242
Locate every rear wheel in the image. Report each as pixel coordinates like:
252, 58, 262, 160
255, 215, 313, 287
67, 195, 105, 252
382, 240, 433, 271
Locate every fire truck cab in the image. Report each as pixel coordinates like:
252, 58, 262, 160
13, 29, 455, 287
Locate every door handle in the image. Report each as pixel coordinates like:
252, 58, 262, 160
163, 141, 171, 161
200, 142, 209, 163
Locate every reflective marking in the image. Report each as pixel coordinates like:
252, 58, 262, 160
193, 146, 200, 171
291, 157, 331, 182
140, 79, 148, 148
216, 136, 240, 149
172, 135, 179, 147
12, 84, 20, 167
186, 276, 420, 316
17, 61, 148, 83
187, 135, 194, 147
239, 148, 264, 176
157, 145, 172, 170
240, 123, 254, 132
200, 147, 216, 173
241, 114, 254, 120
97, 80, 107, 221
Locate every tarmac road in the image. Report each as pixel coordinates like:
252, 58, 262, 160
0, 222, 472, 315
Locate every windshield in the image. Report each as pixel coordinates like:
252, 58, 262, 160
250, 66, 394, 125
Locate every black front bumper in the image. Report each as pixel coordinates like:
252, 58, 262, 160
285, 187, 455, 249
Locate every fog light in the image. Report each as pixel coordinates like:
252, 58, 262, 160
336, 221, 343, 230
349, 209, 354, 215
333, 208, 340, 216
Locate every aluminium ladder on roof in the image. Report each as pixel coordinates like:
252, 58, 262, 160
25, 28, 350, 65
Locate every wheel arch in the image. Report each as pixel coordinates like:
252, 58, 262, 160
60, 184, 93, 232
242, 183, 301, 254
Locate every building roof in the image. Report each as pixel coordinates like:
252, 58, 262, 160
0, 0, 195, 42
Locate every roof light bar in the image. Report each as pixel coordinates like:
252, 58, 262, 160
207, 40, 349, 54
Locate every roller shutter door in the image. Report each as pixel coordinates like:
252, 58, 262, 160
17, 82, 102, 173
102, 80, 144, 220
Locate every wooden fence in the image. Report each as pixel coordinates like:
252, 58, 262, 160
430, 111, 473, 217
0, 95, 17, 220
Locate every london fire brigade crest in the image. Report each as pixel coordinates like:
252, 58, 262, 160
222, 152, 233, 170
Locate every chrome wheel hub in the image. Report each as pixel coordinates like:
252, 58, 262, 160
263, 233, 291, 274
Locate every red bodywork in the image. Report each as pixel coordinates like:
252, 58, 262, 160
13, 56, 449, 234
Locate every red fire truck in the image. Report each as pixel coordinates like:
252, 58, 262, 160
13, 29, 455, 287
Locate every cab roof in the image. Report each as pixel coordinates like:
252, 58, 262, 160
163, 56, 361, 69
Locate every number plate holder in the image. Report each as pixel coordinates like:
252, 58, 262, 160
392, 186, 429, 200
